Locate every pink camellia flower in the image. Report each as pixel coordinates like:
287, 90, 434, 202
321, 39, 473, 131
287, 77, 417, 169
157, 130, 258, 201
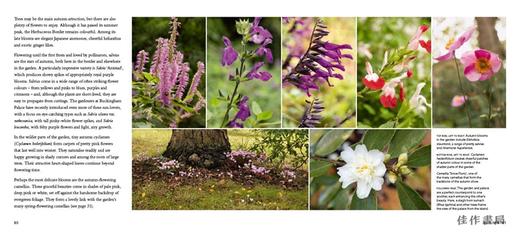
460, 49, 502, 82
362, 61, 385, 90
451, 95, 467, 107
435, 26, 476, 61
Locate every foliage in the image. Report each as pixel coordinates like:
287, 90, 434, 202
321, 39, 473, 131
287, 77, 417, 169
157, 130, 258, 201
207, 17, 281, 128
357, 17, 432, 128
132, 17, 206, 128
282, 17, 356, 128
310, 129, 431, 210
249, 129, 309, 169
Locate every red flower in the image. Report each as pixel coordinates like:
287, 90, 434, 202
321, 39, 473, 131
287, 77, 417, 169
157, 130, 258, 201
399, 83, 405, 102
380, 94, 397, 108
362, 61, 385, 90
419, 40, 431, 53
406, 69, 413, 78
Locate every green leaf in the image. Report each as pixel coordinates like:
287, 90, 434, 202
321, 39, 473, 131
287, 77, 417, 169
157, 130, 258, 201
362, 130, 395, 150
312, 175, 339, 186
256, 111, 272, 121
314, 130, 353, 157
350, 190, 377, 210
252, 101, 262, 115
387, 130, 427, 158
379, 120, 396, 128
310, 159, 332, 177
423, 107, 432, 128
142, 72, 158, 83
331, 188, 349, 210
407, 145, 431, 167
396, 180, 430, 210
318, 182, 340, 208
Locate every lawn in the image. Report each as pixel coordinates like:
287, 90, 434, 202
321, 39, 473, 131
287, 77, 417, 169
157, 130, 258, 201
132, 129, 309, 210
133, 179, 308, 210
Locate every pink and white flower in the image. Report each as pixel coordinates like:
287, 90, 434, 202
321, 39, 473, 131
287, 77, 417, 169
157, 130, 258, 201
408, 25, 429, 50
451, 95, 467, 107
460, 49, 502, 82
379, 75, 406, 108
435, 26, 476, 61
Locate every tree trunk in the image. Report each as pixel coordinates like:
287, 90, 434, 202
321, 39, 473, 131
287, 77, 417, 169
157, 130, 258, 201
162, 129, 231, 168
476, 17, 506, 58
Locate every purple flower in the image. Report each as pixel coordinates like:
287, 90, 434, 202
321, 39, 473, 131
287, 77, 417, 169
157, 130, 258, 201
185, 61, 205, 103
134, 50, 149, 73
235, 96, 251, 121
250, 17, 273, 45
227, 96, 251, 128
221, 36, 238, 66
246, 62, 272, 81
175, 63, 190, 99
255, 45, 273, 63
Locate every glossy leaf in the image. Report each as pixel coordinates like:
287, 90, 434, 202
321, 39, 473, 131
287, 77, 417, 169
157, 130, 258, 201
396, 179, 430, 210
407, 145, 431, 167
387, 130, 427, 158
310, 159, 332, 177
362, 130, 395, 150
314, 130, 353, 157
350, 190, 377, 210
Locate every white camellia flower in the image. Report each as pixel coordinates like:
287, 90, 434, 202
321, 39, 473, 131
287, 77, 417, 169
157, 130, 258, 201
337, 144, 386, 199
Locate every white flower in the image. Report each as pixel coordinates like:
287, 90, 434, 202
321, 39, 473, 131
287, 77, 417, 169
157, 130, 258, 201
337, 144, 386, 199
409, 82, 431, 115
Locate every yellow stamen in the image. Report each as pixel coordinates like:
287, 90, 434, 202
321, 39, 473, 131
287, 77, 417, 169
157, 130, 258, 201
474, 58, 491, 74
445, 38, 455, 50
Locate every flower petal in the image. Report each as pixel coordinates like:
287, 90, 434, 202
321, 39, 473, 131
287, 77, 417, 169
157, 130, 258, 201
460, 50, 476, 67
354, 144, 368, 156
337, 166, 356, 188
367, 150, 384, 164
356, 180, 371, 199
434, 52, 453, 61
464, 65, 481, 82
474, 49, 491, 60
375, 163, 386, 176
489, 53, 502, 73
370, 177, 384, 191
340, 146, 355, 163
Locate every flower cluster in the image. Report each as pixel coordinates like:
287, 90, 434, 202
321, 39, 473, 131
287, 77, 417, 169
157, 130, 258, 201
132, 17, 206, 128
361, 24, 431, 113
159, 159, 182, 170
283, 18, 353, 96
299, 97, 324, 128
219, 17, 274, 128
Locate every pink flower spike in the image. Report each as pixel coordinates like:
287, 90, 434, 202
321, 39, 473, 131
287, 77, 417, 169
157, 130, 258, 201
451, 95, 467, 107
460, 49, 501, 82
435, 26, 476, 61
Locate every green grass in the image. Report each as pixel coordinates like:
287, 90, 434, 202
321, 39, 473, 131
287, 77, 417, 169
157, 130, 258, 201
133, 179, 308, 210
132, 129, 172, 159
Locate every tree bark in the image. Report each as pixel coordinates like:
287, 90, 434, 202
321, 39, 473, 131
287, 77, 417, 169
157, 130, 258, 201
161, 129, 231, 168
476, 17, 505, 58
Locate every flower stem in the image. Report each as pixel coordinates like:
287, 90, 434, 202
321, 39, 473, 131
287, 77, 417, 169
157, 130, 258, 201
486, 80, 493, 127
453, 55, 472, 128
221, 43, 247, 128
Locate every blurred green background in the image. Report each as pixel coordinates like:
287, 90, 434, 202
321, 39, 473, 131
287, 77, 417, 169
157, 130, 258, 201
432, 17, 506, 128
282, 17, 357, 128
357, 17, 432, 128
132, 17, 206, 127
206, 17, 281, 128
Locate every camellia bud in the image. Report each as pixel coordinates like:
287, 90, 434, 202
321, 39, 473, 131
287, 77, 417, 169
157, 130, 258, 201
397, 153, 408, 166
399, 165, 412, 175
387, 171, 397, 184
384, 153, 391, 162
235, 19, 251, 36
